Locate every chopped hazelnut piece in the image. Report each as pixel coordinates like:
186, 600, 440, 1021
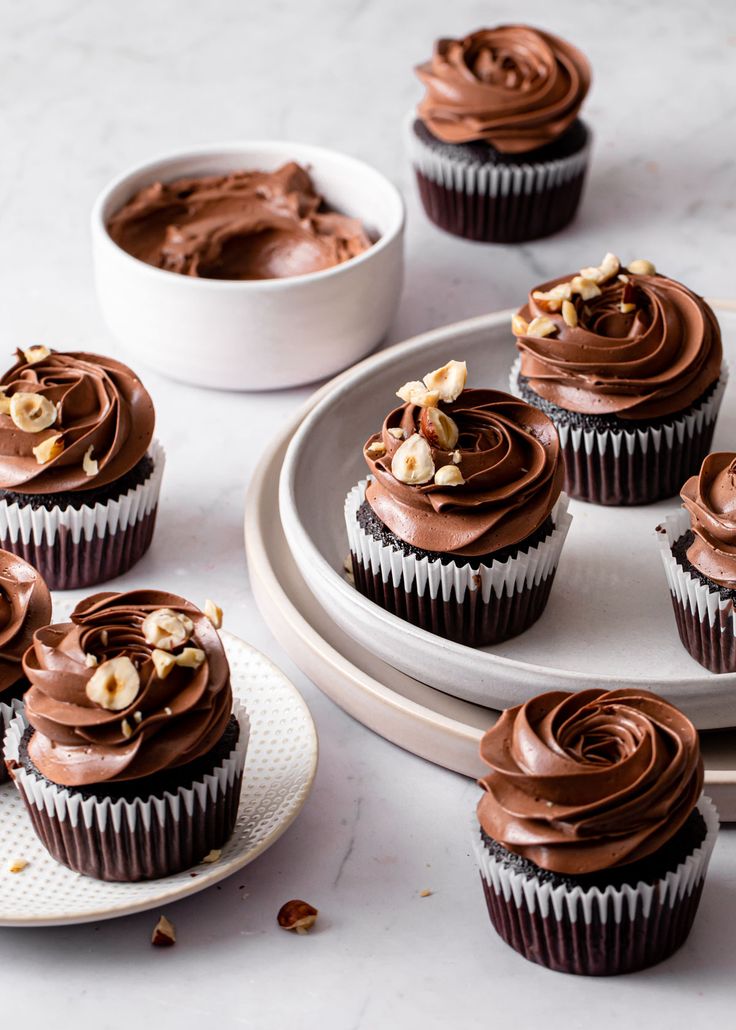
204, 598, 223, 629
434, 465, 465, 487
511, 313, 529, 336
142, 608, 193, 651
82, 446, 98, 478
627, 258, 656, 276
201, 849, 222, 864
396, 381, 440, 408
365, 440, 386, 459
10, 392, 57, 433
526, 316, 557, 339
8, 859, 28, 874
151, 914, 176, 947
422, 360, 467, 402
23, 345, 50, 364
32, 434, 64, 465
278, 900, 318, 935
391, 434, 434, 485
561, 300, 578, 328
86, 656, 140, 711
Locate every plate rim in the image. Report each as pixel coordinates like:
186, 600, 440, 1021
0, 632, 319, 928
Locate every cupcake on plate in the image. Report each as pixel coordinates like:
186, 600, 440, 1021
409, 25, 591, 243
0, 346, 165, 589
473, 688, 718, 976
511, 254, 726, 505
3, 589, 248, 881
345, 360, 571, 647
0, 550, 52, 785
658, 452, 736, 673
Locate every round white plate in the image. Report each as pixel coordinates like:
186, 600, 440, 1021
279, 306, 736, 729
0, 632, 318, 927
246, 394, 736, 819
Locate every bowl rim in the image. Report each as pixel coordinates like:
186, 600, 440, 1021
90, 139, 406, 291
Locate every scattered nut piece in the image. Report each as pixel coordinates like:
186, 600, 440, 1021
32, 434, 64, 465
204, 598, 223, 629
422, 360, 467, 403
365, 440, 386, 459
387, 426, 405, 440
142, 608, 194, 651
10, 392, 57, 433
561, 300, 578, 328
434, 465, 464, 487
201, 849, 221, 864
0, 392, 10, 415
620, 302, 636, 314
579, 252, 620, 284
278, 899, 318, 935
82, 446, 98, 477
86, 656, 140, 711
531, 282, 572, 311
151, 914, 176, 947
134, 710, 143, 724
618, 273, 630, 283
396, 381, 440, 408
526, 316, 557, 339
511, 313, 529, 336
164, 706, 173, 716
451, 450, 462, 465
152, 648, 176, 679
419, 889, 433, 898
84, 653, 98, 668
391, 434, 435, 485
570, 276, 602, 301
419, 407, 459, 450
121, 718, 133, 740
8, 859, 28, 874
627, 258, 656, 276
175, 647, 206, 669
23, 345, 50, 364
100, 630, 109, 646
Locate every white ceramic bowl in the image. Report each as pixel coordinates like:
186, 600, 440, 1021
91, 141, 405, 390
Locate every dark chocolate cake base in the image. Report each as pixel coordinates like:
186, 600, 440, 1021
411, 118, 589, 244
478, 808, 710, 976
669, 531, 736, 673
516, 373, 722, 506
10, 717, 243, 882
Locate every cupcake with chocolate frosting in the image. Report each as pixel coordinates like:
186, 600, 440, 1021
658, 452, 736, 672
473, 688, 718, 975
3, 589, 248, 881
0, 550, 52, 785
0, 347, 165, 588
409, 25, 592, 242
511, 254, 726, 505
345, 360, 572, 646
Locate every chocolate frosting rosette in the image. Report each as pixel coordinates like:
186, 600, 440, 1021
0, 347, 165, 588
511, 254, 726, 505
0, 549, 52, 784
658, 452, 736, 673
344, 360, 572, 646
472, 688, 718, 976
3, 589, 249, 882
409, 25, 592, 242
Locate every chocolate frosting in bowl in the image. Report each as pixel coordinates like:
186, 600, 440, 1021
515, 261, 723, 420
107, 161, 372, 280
364, 387, 563, 557
477, 689, 703, 875
682, 452, 736, 587
0, 349, 155, 495
23, 590, 232, 787
416, 25, 590, 153
0, 550, 51, 697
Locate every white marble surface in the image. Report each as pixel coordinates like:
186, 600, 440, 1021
1, 1, 735, 1027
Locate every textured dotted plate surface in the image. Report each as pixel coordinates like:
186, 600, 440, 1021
0, 631, 318, 927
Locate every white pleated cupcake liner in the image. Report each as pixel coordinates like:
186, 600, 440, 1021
406, 113, 591, 197
658, 508, 736, 632
345, 479, 571, 604
4, 698, 249, 833
0, 696, 23, 785
0, 439, 165, 547
472, 795, 718, 928
510, 359, 728, 461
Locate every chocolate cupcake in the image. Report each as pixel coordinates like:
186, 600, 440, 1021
510, 254, 726, 505
0, 347, 165, 589
409, 25, 591, 243
345, 360, 571, 647
658, 452, 736, 673
473, 689, 718, 976
3, 589, 248, 881
0, 550, 52, 785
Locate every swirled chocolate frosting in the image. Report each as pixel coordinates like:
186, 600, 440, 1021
23, 590, 232, 786
107, 162, 372, 280
516, 263, 722, 420
682, 452, 736, 587
478, 688, 703, 875
0, 350, 155, 494
364, 388, 563, 557
0, 550, 51, 698
416, 25, 590, 153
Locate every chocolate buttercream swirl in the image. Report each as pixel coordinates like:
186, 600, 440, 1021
0, 550, 51, 698
0, 350, 154, 494
364, 388, 563, 557
416, 25, 590, 152
478, 689, 703, 875
107, 162, 372, 280
682, 452, 736, 587
23, 590, 232, 787
516, 267, 722, 420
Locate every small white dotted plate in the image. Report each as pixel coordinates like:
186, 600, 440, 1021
0, 631, 318, 926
